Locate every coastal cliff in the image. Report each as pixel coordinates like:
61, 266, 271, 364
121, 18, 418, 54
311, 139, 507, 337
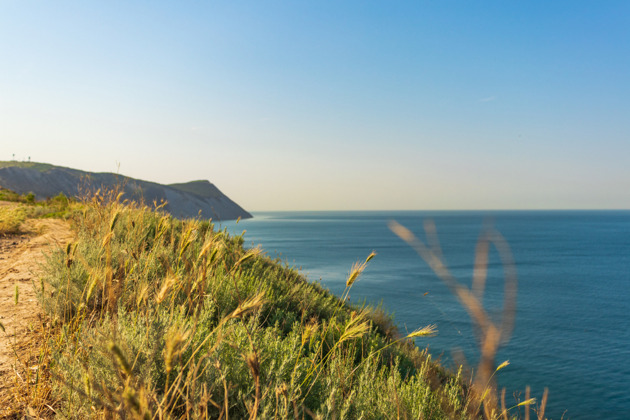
0, 161, 251, 221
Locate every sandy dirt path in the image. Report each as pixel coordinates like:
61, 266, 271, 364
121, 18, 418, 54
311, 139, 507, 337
0, 216, 74, 406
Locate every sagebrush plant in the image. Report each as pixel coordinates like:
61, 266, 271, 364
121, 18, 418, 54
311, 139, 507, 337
31, 191, 485, 419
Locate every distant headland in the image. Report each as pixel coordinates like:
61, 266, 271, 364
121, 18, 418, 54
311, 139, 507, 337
0, 161, 251, 221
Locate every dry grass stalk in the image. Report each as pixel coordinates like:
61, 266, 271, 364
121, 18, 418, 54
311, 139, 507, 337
501, 388, 508, 420
537, 388, 548, 420
389, 219, 518, 417
245, 351, 261, 420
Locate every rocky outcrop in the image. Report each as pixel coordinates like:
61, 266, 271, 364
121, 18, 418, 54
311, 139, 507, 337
0, 163, 251, 221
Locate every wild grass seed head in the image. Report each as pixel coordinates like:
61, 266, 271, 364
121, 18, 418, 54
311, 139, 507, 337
517, 398, 536, 407
229, 291, 266, 319
109, 342, 132, 376
164, 326, 191, 373
156, 275, 177, 304
339, 312, 370, 343
302, 321, 319, 346
346, 261, 366, 288
406, 324, 438, 338
346, 251, 376, 287
234, 246, 262, 268
496, 360, 509, 372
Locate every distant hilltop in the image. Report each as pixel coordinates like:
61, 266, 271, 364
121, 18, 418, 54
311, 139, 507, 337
0, 161, 252, 221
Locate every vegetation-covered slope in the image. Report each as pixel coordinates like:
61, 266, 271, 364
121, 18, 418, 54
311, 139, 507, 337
1, 188, 550, 418
19, 192, 484, 419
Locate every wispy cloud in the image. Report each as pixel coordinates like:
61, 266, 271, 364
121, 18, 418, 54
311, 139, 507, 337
478, 96, 497, 103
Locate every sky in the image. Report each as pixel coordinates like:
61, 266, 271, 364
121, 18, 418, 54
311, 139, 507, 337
1, 1, 629, 211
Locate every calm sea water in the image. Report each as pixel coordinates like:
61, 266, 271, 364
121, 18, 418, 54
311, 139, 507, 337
221, 211, 630, 419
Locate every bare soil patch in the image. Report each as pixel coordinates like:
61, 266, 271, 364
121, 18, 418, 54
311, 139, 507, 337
0, 218, 73, 411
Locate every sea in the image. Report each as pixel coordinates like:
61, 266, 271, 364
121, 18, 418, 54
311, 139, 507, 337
220, 211, 630, 419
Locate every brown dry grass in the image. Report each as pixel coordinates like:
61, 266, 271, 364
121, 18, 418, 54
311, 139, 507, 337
0, 202, 26, 236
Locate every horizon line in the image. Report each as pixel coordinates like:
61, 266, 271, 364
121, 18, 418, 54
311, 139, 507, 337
244, 208, 630, 213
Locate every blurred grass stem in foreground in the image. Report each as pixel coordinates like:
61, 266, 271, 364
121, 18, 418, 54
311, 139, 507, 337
389, 219, 546, 418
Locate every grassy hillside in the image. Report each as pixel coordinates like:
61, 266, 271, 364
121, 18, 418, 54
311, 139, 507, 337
0, 160, 55, 172
0, 161, 252, 220
1, 192, 542, 418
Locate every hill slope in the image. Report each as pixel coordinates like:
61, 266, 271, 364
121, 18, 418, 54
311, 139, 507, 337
20, 198, 473, 418
0, 161, 251, 221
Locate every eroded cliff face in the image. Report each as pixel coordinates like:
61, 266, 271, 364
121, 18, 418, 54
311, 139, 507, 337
0, 164, 251, 221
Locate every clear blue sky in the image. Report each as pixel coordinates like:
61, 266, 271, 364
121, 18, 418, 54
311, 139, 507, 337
2, 1, 629, 210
